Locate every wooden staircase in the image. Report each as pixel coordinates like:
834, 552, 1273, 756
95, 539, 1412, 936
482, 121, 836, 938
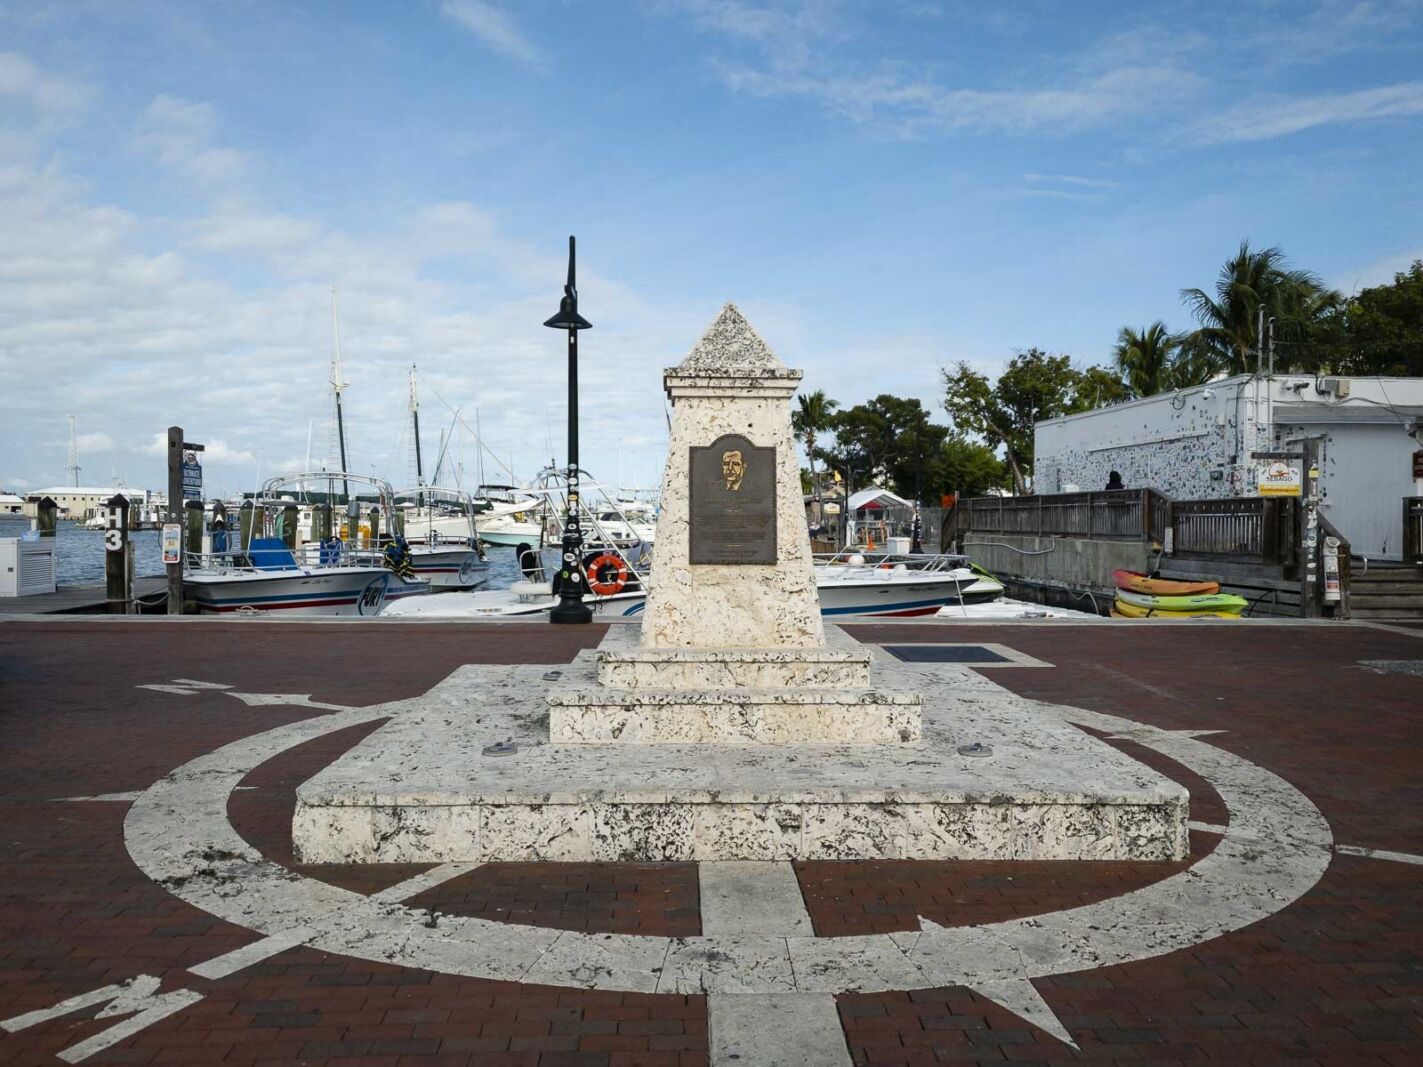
1349, 563, 1423, 620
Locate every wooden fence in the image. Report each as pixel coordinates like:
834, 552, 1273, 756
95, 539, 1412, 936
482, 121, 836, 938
1170, 497, 1295, 566
943, 489, 1170, 547
945, 490, 1296, 568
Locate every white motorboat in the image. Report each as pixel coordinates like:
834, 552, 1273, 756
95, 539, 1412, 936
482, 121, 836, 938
187, 541, 409, 616
469, 486, 546, 547
186, 472, 432, 615
384, 551, 1002, 620
393, 486, 490, 590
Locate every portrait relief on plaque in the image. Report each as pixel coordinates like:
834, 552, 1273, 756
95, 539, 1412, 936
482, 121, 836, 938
721, 449, 745, 491
689, 433, 776, 564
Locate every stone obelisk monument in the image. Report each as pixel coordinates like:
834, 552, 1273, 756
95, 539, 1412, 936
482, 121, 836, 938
549, 303, 918, 746
640, 303, 824, 649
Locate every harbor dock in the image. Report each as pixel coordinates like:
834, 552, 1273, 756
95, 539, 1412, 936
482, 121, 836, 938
0, 577, 166, 615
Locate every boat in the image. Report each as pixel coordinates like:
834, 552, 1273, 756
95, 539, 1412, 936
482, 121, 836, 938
469, 486, 547, 547
1112, 569, 1220, 596
393, 485, 490, 590
1112, 599, 1239, 620
385, 549, 1003, 620
1114, 588, 1247, 613
184, 472, 431, 616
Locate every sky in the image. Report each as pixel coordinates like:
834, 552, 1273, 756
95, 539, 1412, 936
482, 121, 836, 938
2, 0, 1421, 497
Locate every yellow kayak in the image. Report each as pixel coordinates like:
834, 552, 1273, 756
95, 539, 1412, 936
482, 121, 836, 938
1113, 598, 1240, 620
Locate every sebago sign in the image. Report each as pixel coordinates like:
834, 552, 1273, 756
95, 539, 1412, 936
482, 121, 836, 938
1257, 460, 1303, 497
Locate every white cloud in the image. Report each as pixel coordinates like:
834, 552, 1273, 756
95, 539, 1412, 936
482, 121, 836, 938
133, 93, 248, 183
1194, 81, 1423, 143
440, 1, 542, 65
192, 202, 320, 253
0, 51, 90, 116
1, 97, 690, 495
75, 431, 114, 453
718, 62, 1194, 136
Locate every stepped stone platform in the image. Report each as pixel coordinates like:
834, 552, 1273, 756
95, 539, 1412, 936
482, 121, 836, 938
292, 626, 1188, 864
549, 625, 916, 744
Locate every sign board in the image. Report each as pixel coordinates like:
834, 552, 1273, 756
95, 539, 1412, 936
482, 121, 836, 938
1257, 461, 1302, 497
1414, 449, 1423, 479
688, 433, 776, 564
161, 523, 182, 565
181, 449, 203, 502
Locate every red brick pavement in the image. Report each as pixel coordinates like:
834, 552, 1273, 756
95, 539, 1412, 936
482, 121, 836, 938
0, 619, 1419, 1065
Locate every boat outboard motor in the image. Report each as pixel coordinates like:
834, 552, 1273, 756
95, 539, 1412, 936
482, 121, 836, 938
517, 542, 544, 582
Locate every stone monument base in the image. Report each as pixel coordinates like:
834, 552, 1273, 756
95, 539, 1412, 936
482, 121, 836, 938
547, 625, 918, 744
293, 626, 1188, 864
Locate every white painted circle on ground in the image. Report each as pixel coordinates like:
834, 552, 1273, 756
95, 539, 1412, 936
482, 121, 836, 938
124, 687, 1332, 1012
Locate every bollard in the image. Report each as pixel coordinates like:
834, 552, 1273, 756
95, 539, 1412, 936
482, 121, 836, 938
104, 493, 132, 614
390, 507, 405, 538
312, 502, 332, 543
33, 496, 58, 537
184, 499, 204, 556
367, 506, 380, 547
238, 499, 257, 552
280, 503, 300, 550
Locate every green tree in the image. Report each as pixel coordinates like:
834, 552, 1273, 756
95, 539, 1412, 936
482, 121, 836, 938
933, 433, 1005, 498
792, 389, 839, 513
1181, 241, 1340, 375
1070, 365, 1133, 411
1113, 322, 1183, 397
818, 395, 947, 502
943, 348, 1082, 493
1309, 260, 1423, 375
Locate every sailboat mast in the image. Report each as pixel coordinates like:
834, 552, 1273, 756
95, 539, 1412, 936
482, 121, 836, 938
410, 365, 424, 490
330, 287, 350, 500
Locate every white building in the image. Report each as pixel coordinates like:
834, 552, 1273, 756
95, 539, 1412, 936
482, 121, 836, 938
0, 493, 25, 514
1034, 374, 1423, 561
25, 487, 157, 522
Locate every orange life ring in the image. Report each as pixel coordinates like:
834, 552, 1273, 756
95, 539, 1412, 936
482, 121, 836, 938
585, 553, 629, 596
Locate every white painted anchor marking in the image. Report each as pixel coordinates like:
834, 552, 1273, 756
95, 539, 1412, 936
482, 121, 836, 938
0, 976, 203, 1064
118, 678, 1334, 1055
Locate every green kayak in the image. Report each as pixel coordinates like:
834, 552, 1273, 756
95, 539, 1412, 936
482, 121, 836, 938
1114, 587, 1247, 612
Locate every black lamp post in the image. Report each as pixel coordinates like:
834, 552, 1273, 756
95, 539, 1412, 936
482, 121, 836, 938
544, 236, 594, 625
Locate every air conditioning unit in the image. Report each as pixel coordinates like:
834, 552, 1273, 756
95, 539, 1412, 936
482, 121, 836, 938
1315, 377, 1351, 398
0, 538, 57, 597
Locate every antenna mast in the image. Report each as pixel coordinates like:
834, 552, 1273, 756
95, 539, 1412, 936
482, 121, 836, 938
329, 287, 350, 499
65, 414, 81, 487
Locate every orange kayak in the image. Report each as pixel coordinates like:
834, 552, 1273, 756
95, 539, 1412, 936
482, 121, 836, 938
1112, 569, 1219, 596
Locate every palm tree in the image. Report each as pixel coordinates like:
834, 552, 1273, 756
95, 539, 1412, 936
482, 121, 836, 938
792, 390, 839, 525
1165, 333, 1225, 388
1113, 322, 1182, 397
1180, 241, 1339, 375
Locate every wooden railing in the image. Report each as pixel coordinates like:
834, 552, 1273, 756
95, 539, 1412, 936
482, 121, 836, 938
1170, 497, 1295, 565
945, 489, 1294, 566
1406, 497, 1423, 565
943, 489, 1169, 547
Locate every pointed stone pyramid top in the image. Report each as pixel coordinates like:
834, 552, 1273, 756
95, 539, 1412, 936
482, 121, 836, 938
671, 303, 797, 378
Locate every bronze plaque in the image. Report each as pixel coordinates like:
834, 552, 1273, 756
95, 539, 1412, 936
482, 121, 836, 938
689, 433, 776, 564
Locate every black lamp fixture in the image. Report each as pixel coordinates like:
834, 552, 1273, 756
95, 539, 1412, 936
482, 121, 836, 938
545, 236, 594, 624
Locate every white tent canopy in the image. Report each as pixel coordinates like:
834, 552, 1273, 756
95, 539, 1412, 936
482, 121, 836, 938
846, 487, 912, 511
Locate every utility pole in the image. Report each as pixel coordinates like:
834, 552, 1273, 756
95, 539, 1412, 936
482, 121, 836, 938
544, 236, 593, 625
165, 427, 183, 614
